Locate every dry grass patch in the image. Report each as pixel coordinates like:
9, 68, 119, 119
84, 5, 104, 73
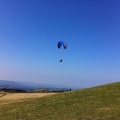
0, 93, 56, 105
0, 94, 4, 97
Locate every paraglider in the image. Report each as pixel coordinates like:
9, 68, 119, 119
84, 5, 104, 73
57, 41, 67, 62
59, 59, 63, 62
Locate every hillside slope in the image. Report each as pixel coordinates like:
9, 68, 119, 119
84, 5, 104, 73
0, 82, 120, 120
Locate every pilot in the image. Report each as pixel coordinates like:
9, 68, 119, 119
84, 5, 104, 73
59, 59, 63, 62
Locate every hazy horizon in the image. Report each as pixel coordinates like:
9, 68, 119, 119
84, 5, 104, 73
0, 0, 120, 88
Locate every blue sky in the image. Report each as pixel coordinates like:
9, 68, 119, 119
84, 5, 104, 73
0, 0, 120, 88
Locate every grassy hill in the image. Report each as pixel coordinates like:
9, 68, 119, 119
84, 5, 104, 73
0, 82, 120, 120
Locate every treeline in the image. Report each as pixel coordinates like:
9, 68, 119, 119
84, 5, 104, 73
33, 88, 72, 93
51, 89, 71, 92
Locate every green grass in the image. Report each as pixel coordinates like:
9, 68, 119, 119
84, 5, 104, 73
0, 82, 120, 120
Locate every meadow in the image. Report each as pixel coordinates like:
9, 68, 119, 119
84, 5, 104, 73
0, 82, 120, 120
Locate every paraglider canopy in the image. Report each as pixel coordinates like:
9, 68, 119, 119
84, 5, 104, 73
58, 41, 67, 49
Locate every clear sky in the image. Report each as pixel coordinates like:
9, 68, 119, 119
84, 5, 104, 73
0, 0, 120, 88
